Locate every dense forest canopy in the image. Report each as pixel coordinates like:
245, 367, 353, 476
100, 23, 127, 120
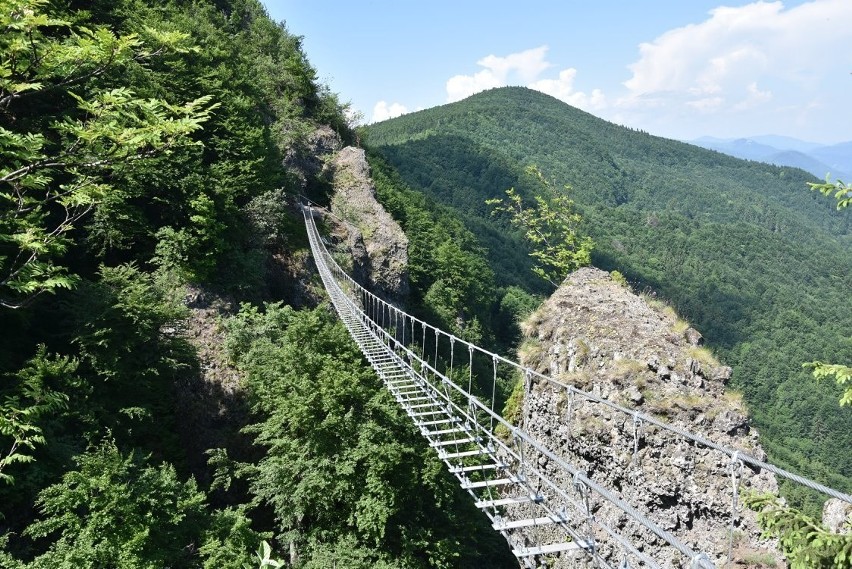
365, 87, 852, 507
0, 1, 515, 566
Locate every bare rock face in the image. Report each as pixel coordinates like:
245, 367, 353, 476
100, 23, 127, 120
327, 146, 409, 301
282, 125, 342, 189
516, 267, 781, 567
823, 499, 852, 534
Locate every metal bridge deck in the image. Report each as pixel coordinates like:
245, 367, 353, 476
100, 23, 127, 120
302, 200, 852, 568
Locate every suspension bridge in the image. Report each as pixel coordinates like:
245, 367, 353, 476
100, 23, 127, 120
301, 201, 851, 568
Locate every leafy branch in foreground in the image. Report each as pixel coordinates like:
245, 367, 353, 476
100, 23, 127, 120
745, 492, 852, 568
803, 178, 849, 406
0, 346, 73, 486
486, 165, 593, 288
805, 362, 852, 407
808, 176, 851, 211
0, 0, 217, 309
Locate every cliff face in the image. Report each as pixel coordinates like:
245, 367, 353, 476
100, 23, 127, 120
517, 267, 781, 567
328, 146, 409, 302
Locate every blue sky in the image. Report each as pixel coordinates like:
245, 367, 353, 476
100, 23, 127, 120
261, 1, 852, 144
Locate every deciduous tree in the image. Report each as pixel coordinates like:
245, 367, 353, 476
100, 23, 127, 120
0, 0, 215, 308
486, 165, 593, 288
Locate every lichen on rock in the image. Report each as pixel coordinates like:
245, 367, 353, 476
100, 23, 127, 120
326, 146, 409, 302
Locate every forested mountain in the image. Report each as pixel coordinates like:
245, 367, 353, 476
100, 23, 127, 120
364, 86, 852, 506
0, 1, 514, 566
2, 1, 848, 565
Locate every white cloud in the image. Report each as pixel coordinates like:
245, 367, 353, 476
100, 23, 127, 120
529, 68, 608, 111
733, 81, 772, 110
686, 96, 725, 112
371, 100, 408, 123
446, 46, 606, 112
446, 46, 551, 102
622, 0, 852, 117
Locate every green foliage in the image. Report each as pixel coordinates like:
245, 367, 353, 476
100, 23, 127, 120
0, 0, 217, 308
808, 177, 852, 210
73, 264, 188, 381
0, 0, 360, 565
0, 347, 73, 485
16, 439, 258, 568
62, 264, 193, 463
745, 492, 852, 568
253, 541, 283, 569
487, 166, 593, 287
610, 270, 628, 287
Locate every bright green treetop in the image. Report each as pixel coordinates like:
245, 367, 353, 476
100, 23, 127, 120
486, 165, 593, 288
0, 0, 216, 309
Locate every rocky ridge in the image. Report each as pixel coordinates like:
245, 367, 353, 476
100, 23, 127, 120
326, 146, 409, 302
513, 267, 781, 567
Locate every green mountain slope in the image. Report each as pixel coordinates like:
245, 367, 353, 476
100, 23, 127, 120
365, 87, 852, 501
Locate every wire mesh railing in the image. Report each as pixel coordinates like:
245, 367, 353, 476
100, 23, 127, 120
301, 197, 850, 568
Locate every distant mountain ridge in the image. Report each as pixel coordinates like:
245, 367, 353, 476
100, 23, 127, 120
365, 86, 852, 501
690, 135, 852, 181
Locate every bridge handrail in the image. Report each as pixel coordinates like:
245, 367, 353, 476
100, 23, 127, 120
303, 196, 852, 569
299, 196, 851, 507
304, 202, 725, 567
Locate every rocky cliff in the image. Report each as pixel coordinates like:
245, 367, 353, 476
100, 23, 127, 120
515, 267, 781, 567
326, 146, 409, 302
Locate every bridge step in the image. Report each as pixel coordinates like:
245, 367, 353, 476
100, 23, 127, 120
512, 542, 586, 557
475, 495, 542, 508
400, 400, 437, 408
430, 437, 478, 448
371, 352, 393, 359
462, 476, 518, 489
439, 448, 493, 460
494, 514, 567, 531
416, 418, 458, 427
395, 389, 424, 397
410, 409, 446, 417
423, 426, 470, 436
408, 401, 441, 408
449, 463, 505, 474
364, 350, 390, 357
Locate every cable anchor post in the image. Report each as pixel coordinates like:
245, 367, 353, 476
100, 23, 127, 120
566, 387, 576, 440
726, 450, 745, 567
631, 411, 642, 466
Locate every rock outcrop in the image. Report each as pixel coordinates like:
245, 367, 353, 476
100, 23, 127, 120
514, 267, 781, 567
326, 146, 409, 301
282, 125, 342, 190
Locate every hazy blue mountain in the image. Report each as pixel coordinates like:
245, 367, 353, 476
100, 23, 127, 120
690, 135, 851, 180
765, 150, 840, 180
748, 135, 823, 153
691, 137, 781, 161
811, 141, 852, 179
